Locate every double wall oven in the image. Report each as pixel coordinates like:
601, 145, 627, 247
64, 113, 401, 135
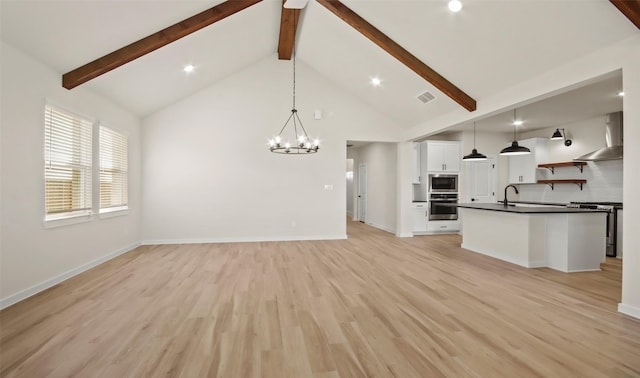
428, 174, 459, 221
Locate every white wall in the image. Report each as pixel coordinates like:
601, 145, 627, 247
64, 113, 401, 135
351, 143, 397, 233
141, 55, 400, 243
620, 47, 640, 319
0, 42, 142, 307
520, 116, 609, 162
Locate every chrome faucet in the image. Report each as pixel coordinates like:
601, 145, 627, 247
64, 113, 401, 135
503, 184, 519, 206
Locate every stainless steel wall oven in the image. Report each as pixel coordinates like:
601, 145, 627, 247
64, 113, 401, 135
428, 193, 458, 221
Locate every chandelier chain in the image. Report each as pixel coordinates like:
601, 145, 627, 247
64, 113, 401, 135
292, 13, 297, 110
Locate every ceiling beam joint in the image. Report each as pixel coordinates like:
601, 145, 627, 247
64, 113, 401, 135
610, 0, 640, 30
277, 1, 301, 60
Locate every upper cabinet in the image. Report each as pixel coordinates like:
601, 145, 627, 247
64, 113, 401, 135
411, 142, 421, 184
508, 138, 548, 184
426, 141, 461, 172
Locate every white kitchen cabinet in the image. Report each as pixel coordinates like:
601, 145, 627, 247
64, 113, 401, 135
412, 202, 428, 233
426, 141, 461, 172
508, 138, 548, 184
411, 142, 421, 184
427, 220, 460, 233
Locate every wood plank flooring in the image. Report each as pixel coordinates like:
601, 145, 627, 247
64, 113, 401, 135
1, 219, 639, 377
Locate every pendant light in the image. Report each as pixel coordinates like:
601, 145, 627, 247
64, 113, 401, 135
463, 121, 487, 161
500, 109, 530, 156
268, 12, 319, 154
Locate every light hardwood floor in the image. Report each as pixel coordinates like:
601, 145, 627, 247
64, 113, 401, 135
1, 220, 639, 377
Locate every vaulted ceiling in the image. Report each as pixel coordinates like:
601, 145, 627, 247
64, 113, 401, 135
1, 0, 637, 131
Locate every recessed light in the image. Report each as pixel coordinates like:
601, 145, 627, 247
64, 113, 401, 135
183, 64, 195, 73
618, 91, 624, 97
448, 0, 462, 12
370, 77, 382, 87
513, 120, 523, 126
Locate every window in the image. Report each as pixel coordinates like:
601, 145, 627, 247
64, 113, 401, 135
44, 104, 129, 225
99, 126, 128, 212
44, 105, 93, 220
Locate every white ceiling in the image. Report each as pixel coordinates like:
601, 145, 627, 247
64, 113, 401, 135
0, 0, 636, 129
445, 70, 624, 134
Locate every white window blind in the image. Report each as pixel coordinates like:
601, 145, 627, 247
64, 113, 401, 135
99, 126, 128, 211
44, 105, 93, 219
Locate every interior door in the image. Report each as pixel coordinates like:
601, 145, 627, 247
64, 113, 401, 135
357, 163, 367, 223
467, 158, 496, 203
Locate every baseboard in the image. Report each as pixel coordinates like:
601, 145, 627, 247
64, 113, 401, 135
527, 260, 548, 268
563, 268, 602, 273
0, 242, 140, 310
461, 242, 532, 268
396, 232, 414, 238
365, 222, 396, 235
142, 234, 348, 245
618, 303, 640, 319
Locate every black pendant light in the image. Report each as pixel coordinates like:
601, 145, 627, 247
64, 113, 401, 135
463, 121, 487, 161
500, 109, 531, 156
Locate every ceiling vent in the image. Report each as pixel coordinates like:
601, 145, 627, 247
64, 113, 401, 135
417, 91, 436, 104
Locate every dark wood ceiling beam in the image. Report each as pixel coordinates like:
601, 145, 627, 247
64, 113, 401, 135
278, 2, 301, 60
610, 0, 640, 30
316, 0, 476, 112
62, 0, 262, 89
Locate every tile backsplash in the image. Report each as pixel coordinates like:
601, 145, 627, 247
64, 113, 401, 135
518, 160, 622, 203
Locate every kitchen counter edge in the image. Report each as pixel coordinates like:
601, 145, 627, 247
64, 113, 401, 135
457, 203, 606, 214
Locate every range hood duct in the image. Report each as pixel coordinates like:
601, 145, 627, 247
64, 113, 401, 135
574, 111, 623, 161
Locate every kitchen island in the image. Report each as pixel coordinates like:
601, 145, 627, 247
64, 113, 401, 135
458, 203, 607, 272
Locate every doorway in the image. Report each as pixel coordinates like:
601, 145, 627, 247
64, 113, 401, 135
357, 163, 367, 223
346, 159, 354, 219
466, 158, 497, 203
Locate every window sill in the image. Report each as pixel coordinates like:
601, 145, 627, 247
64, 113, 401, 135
44, 213, 92, 229
99, 207, 129, 219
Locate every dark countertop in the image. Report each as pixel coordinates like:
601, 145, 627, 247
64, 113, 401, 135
508, 200, 568, 206
457, 203, 606, 214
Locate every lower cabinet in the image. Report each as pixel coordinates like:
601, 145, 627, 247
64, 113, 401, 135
412, 203, 428, 233
427, 220, 460, 233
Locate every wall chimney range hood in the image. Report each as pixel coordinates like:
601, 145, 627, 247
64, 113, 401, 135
574, 111, 623, 161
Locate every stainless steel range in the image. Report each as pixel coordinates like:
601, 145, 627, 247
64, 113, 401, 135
567, 202, 623, 257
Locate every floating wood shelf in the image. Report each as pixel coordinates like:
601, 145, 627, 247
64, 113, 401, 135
538, 161, 587, 174
537, 179, 587, 191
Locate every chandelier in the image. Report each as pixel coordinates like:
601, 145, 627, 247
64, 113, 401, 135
268, 12, 319, 154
